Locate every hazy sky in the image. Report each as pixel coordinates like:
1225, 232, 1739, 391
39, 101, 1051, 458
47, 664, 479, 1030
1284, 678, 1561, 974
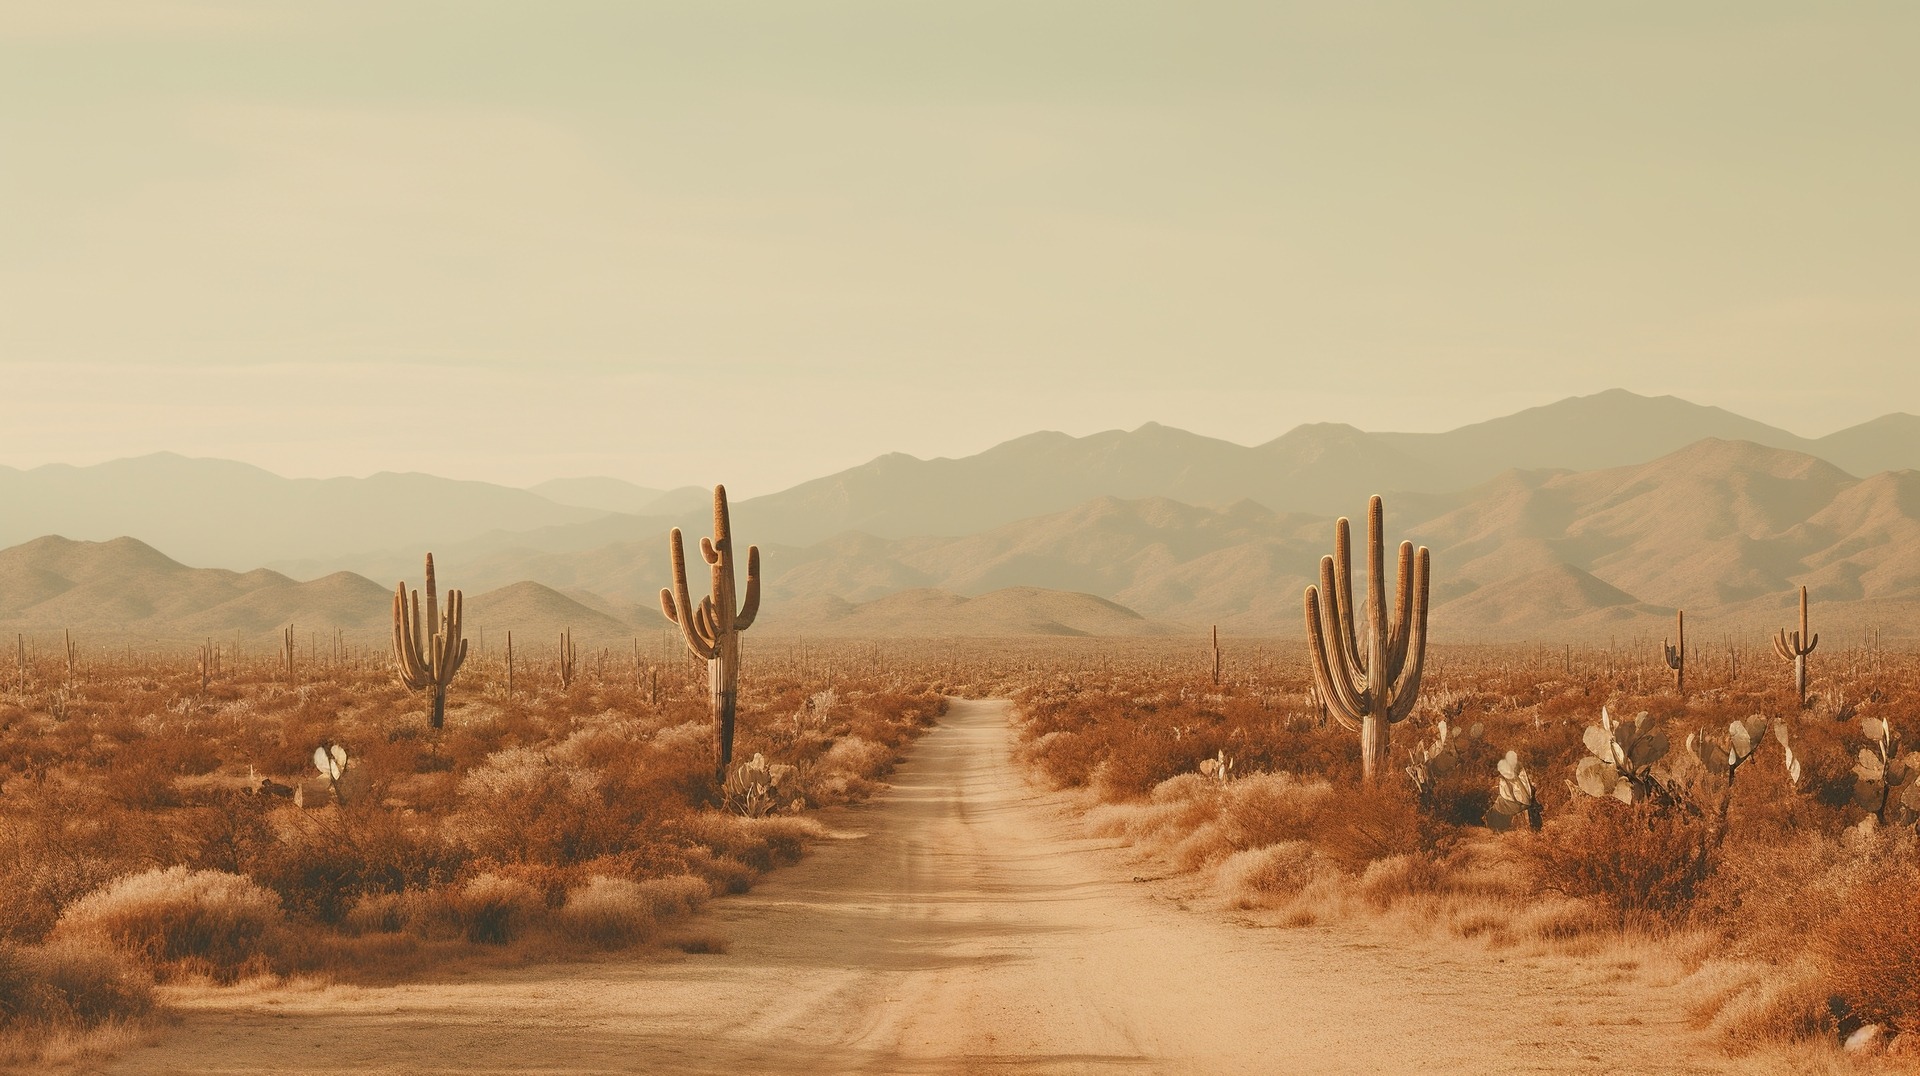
2, 2, 1915, 494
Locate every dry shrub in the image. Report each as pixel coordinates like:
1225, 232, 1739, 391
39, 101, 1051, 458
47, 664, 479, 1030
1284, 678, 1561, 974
674, 813, 822, 877
442, 873, 543, 945
558, 876, 655, 949
1217, 772, 1334, 848
1313, 780, 1430, 874
341, 891, 415, 937
1524, 799, 1718, 922
256, 808, 464, 924
1691, 959, 1834, 1043
1810, 838, 1920, 1031
1355, 853, 1450, 910
0, 938, 153, 1029
633, 874, 710, 921
1216, 842, 1328, 907
54, 867, 287, 981
806, 736, 894, 802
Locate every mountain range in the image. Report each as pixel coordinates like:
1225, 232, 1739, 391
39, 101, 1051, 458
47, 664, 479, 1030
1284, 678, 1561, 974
4, 390, 1918, 643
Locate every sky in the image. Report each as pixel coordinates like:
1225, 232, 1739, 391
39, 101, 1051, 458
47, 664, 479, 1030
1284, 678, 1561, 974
1, 2, 1915, 495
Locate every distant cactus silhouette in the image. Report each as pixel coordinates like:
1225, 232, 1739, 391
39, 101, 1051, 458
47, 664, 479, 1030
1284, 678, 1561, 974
1663, 611, 1685, 697
1772, 586, 1819, 708
392, 553, 467, 729
661, 486, 761, 785
558, 628, 577, 689
1303, 495, 1431, 786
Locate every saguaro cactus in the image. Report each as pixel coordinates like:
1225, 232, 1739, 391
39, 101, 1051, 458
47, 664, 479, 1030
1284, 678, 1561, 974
660, 485, 761, 785
1772, 586, 1818, 708
392, 553, 467, 729
1663, 611, 1686, 696
1303, 495, 1432, 786
558, 628, 577, 689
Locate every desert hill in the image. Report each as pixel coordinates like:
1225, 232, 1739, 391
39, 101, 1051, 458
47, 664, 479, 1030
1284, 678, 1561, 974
11, 392, 1916, 585
0, 536, 390, 638
762, 586, 1171, 638
464, 581, 635, 640
0, 453, 611, 571
5, 392, 1920, 642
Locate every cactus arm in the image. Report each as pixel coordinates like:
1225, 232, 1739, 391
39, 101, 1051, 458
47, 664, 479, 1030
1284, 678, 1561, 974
733, 545, 761, 630
1385, 539, 1415, 674
1316, 552, 1370, 712
1772, 630, 1796, 663
1365, 497, 1388, 686
1331, 516, 1363, 679
1304, 586, 1364, 731
1385, 545, 1432, 724
393, 583, 430, 689
441, 589, 467, 681
423, 553, 438, 645
1805, 632, 1818, 654
664, 528, 718, 659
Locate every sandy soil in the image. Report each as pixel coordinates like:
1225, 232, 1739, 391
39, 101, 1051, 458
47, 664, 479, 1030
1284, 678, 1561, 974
101, 698, 1742, 1075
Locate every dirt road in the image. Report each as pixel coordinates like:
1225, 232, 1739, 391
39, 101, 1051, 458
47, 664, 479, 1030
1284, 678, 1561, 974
104, 698, 1737, 1074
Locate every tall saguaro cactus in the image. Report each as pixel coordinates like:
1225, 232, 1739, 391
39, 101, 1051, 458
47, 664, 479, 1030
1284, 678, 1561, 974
1772, 586, 1818, 708
1303, 495, 1432, 786
660, 486, 761, 785
1664, 611, 1686, 697
392, 553, 467, 729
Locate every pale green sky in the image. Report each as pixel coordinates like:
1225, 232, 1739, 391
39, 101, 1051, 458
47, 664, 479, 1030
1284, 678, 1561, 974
1, 2, 1914, 493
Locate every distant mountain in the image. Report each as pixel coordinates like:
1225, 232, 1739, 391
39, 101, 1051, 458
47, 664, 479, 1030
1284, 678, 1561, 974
712, 389, 1915, 547
0, 453, 614, 570
527, 478, 711, 517
464, 581, 633, 640
0, 535, 389, 640
8, 391, 1920, 641
454, 438, 1920, 639
763, 586, 1172, 638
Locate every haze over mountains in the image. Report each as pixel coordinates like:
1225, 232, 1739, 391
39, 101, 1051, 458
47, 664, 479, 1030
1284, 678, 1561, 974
5, 390, 1919, 643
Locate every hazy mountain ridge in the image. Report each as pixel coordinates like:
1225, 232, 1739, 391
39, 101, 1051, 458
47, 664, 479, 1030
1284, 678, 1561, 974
5, 392, 1920, 641
0, 452, 614, 570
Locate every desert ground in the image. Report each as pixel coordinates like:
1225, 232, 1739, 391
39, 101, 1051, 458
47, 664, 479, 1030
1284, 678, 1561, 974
102, 699, 1739, 1075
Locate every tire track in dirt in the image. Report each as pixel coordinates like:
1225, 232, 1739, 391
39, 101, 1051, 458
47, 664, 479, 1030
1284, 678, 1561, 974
104, 698, 1738, 1074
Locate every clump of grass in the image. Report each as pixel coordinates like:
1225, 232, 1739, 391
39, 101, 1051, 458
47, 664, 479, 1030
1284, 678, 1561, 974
0, 937, 154, 1029
557, 877, 655, 949
53, 867, 288, 982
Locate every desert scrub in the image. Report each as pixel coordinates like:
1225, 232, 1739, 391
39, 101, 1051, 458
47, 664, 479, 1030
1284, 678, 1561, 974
53, 867, 288, 982
0, 937, 153, 1031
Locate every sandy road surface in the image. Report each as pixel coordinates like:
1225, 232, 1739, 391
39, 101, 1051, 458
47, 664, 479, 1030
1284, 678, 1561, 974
103, 699, 1737, 1075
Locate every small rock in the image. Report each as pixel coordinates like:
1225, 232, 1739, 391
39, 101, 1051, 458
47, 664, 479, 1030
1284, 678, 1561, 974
1844, 1023, 1884, 1053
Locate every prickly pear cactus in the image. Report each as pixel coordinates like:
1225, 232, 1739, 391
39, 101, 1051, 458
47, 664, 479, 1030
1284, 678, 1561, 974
1198, 749, 1234, 782
1404, 720, 1482, 802
1852, 716, 1920, 824
1571, 707, 1670, 804
1773, 719, 1803, 786
1684, 715, 1770, 782
312, 743, 352, 805
723, 752, 803, 818
1484, 751, 1541, 832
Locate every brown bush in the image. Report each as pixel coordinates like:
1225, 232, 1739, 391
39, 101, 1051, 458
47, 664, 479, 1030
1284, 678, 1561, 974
0, 938, 153, 1030
1809, 832, 1920, 1031
557, 876, 655, 949
54, 867, 288, 981
1525, 798, 1718, 922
